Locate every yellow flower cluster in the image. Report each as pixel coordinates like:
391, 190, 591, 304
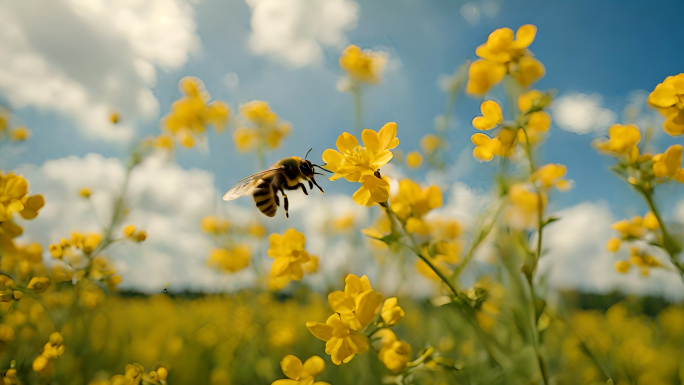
373, 329, 411, 373
268, 229, 317, 289
323, 122, 399, 206
653, 144, 684, 183
162, 76, 230, 148
339, 45, 387, 85
307, 274, 399, 365
614, 248, 662, 276
647, 73, 684, 136
467, 25, 545, 96
594, 123, 641, 160
207, 245, 251, 273
123, 225, 147, 243
233, 101, 290, 153
90, 363, 168, 385
271, 355, 329, 385
32, 332, 65, 373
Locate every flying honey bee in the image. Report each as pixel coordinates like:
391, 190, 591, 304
222, 150, 329, 218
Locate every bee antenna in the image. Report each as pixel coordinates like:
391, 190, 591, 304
305, 148, 313, 160
314, 164, 332, 173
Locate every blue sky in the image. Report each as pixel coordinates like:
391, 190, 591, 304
2, 0, 683, 296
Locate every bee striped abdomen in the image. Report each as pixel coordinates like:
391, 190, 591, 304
252, 177, 277, 217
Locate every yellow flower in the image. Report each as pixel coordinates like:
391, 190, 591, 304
614, 260, 631, 274
531, 164, 571, 191
109, 112, 120, 124
475, 25, 537, 63
606, 238, 621, 253
381, 297, 404, 326
268, 229, 311, 281
272, 355, 329, 385
506, 184, 546, 229
647, 74, 684, 136
241, 101, 277, 125
248, 223, 266, 238
323, 123, 399, 206
200, 216, 230, 234
518, 90, 546, 113
207, 245, 251, 273
405, 152, 423, 168
27, 277, 50, 293
643, 212, 659, 230
652, 144, 684, 183
0, 173, 29, 222
10, 127, 30, 141
624, 248, 662, 276
612, 216, 646, 239
594, 124, 641, 156
390, 180, 442, 220
78, 187, 91, 198
472, 100, 503, 130
49, 244, 63, 259
512, 55, 545, 88
307, 313, 369, 365
471, 133, 501, 162
374, 329, 411, 373
420, 134, 442, 155
233, 127, 258, 152
328, 274, 383, 330
154, 134, 175, 150
82, 233, 102, 254
339, 45, 387, 85
518, 111, 551, 143
466, 59, 506, 96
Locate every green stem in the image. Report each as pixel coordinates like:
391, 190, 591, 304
639, 187, 684, 274
352, 84, 363, 133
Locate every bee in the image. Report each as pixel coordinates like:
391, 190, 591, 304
222, 149, 329, 218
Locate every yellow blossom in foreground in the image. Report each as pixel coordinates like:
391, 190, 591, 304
471, 133, 501, 162
594, 124, 641, 157
374, 329, 412, 373
307, 313, 369, 365
381, 297, 404, 326
652, 144, 684, 183
323, 123, 399, 206
405, 152, 423, 168
328, 274, 383, 330
268, 229, 311, 282
647, 73, 684, 136
339, 45, 387, 85
207, 245, 251, 273
472, 100, 503, 130
466, 59, 506, 96
272, 355, 329, 385
391, 179, 442, 220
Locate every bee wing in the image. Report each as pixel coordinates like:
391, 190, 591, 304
222, 168, 284, 201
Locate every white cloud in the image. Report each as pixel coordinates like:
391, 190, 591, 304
539, 202, 684, 301
551, 92, 617, 134
0, 0, 199, 142
460, 0, 501, 26
246, 0, 359, 67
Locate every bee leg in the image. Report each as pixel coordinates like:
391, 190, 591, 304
308, 180, 313, 190
279, 187, 289, 218
297, 183, 308, 195
272, 185, 280, 206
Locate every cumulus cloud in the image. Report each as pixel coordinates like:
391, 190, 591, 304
0, 0, 199, 142
540, 202, 684, 301
246, 0, 359, 67
551, 92, 617, 134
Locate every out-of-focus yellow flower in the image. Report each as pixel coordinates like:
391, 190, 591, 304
123, 226, 146, 243
233, 128, 258, 152
33, 332, 64, 372
647, 74, 684, 136
518, 90, 546, 113
374, 329, 411, 373
27, 277, 50, 293
381, 297, 404, 326
472, 100, 503, 130
154, 134, 175, 150
531, 164, 571, 191
391, 180, 442, 221
475, 25, 537, 63
78, 187, 92, 198
594, 124, 641, 157
271, 355, 329, 385
420, 134, 442, 155
48, 244, 63, 259
615, 248, 662, 276
405, 152, 423, 168
207, 245, 251, 273
234, 101, 290, 153
519, 111, 551, 143
512, 55, 545, 87
652, 144, 684, 183
82, 233, 102, 254
200, 216, 230, 234
323, 123, 399, 206
643, 212, 659, 230
241, 100, 277, 124
328, 274, 383, 330
339, 45, 387, 85
607, 238, 621, 253
506, 184, 546, 229
162, 77, 230, 148
248, 223, 266, 238
268, 229, 311, 282
466, 59, 507, 96
612, 216, 647, 239
10, 127, 30, 141
307, 313, 369, 365
109, 112, 120, 124
614, 260, 631, 274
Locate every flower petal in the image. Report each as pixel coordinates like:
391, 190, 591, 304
306, 322, 333, 342
280, 355, 303, 380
